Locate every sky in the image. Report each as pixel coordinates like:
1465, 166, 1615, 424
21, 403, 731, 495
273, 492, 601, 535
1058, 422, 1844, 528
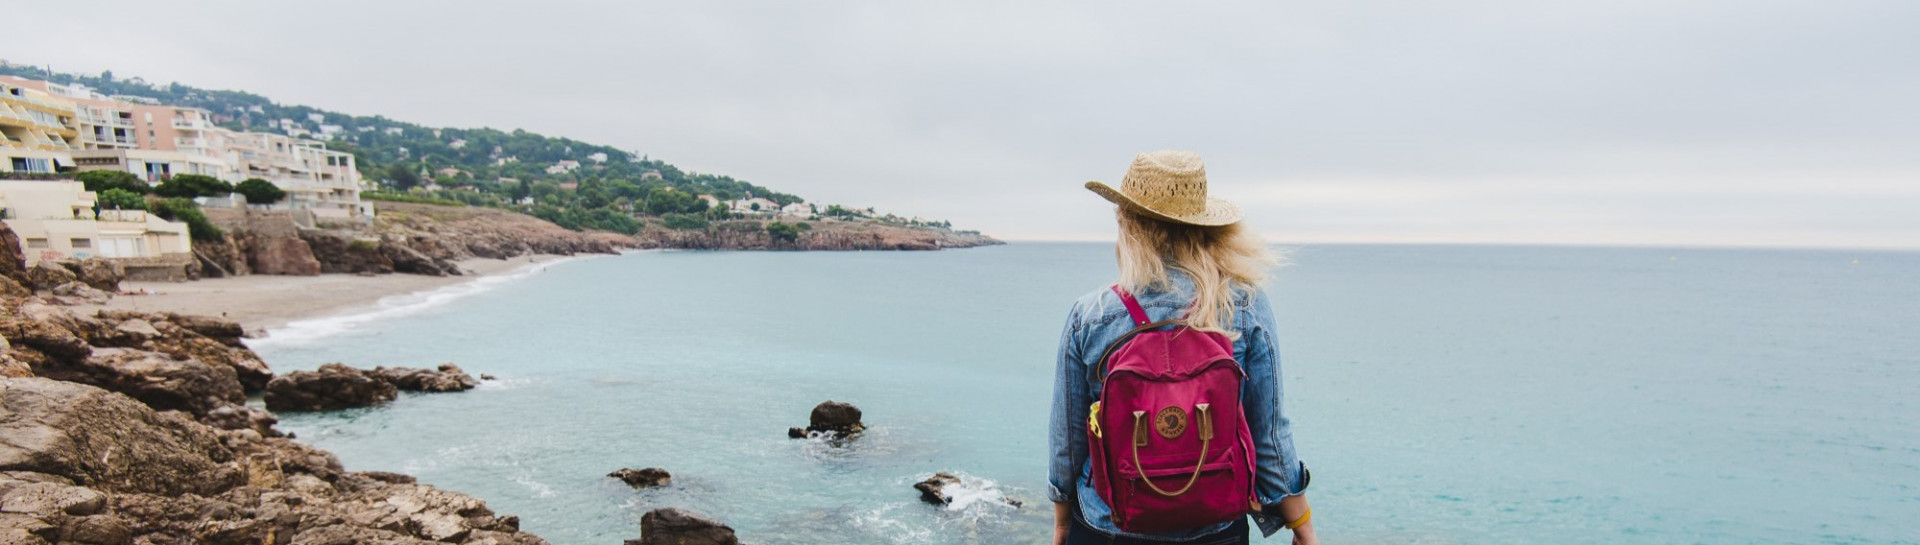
3, 1, 1916, 248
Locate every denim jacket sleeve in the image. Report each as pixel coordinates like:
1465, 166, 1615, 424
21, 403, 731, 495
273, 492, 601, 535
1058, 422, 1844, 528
1048, 302, 1089, 504
1241, 289, 1308, 536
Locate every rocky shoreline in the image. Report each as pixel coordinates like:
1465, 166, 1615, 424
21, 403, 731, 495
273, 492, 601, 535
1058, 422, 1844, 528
191, 202, 1000, 282
1, 226, 552, 545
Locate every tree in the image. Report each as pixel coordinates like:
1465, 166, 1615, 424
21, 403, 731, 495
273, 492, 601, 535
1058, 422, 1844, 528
766, 221, 800, 243
386, 164, 420, 190
149, 198, 223, 241
97, 188, 147, 211
153, 174, 232, 198
77, 170, 149, 194
234, 178, 287, 204
645, 187, 696, 216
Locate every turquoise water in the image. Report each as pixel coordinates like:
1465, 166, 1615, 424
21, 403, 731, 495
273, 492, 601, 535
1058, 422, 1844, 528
252, 244, 1920, 544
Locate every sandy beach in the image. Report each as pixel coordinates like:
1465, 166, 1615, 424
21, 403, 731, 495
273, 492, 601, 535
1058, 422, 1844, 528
80, 255, 563, 334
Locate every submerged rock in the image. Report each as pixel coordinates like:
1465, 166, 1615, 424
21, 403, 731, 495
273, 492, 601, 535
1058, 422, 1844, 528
630, 508, 738, 545
608, 467, 672, 488
789, 400, 865, 439
263, 363, 398, 411
914, 472, 1024, 509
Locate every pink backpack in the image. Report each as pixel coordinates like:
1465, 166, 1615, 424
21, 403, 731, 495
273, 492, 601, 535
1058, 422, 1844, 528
1087, 285, 1256, 533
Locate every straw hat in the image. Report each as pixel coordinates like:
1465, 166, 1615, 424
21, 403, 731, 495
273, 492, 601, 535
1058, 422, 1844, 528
1085, 150, 1243, 226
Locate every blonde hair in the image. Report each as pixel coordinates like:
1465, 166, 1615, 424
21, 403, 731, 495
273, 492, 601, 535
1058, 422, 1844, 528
1114, 209, 1279, 336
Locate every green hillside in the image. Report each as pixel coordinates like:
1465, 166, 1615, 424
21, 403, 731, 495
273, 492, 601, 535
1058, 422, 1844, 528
0, 63, 807, 233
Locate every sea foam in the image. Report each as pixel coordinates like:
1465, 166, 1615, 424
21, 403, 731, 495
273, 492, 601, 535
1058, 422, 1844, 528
246, 256, 592, 350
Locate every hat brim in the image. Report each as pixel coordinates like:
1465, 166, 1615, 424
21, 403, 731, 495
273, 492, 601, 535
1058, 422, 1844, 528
1085, 181, 1244, 227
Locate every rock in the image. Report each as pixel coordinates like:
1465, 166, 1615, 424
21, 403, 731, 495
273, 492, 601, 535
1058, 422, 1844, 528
49, 282, 111, 305
0, 317, 90, 364
479, 373, 497, 381
54, 259, 124, 292
913, 472, 963, 506
912, 472, 1023, 509
608, 467, 671, 488
790, 400, 864, 438
111, 318, 161, 340
24, 262, 77, 292
0, 274, 27, 299
634, 508, 737, 545
33, 347, 246, 417
145, 323, 274, 393
263, 363, 398, 412
0, 223, 29, 286
0, 377, 240, 496
246, 235, 323, 276
369, 363, 479, 392
202, 404, 281, 437
0, 376, 549, 544
380, 240, 461, 276
301, 232, 394, 275
56, 515, 130, 545
164, 313, 247, 346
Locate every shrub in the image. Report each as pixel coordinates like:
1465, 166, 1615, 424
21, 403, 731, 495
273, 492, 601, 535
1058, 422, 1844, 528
149, 198, 224, 241
347, 239, 378, 252
661, 213, 709, 231
97, 188, 148, 211
235, 178, 287, 204
77, 170, 149, 194
153, 174, 232, 198
766, 221, 800, 243
363, 191, 465, 206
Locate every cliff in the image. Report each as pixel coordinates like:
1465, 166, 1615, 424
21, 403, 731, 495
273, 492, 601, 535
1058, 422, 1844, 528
639, 218, 1002, 251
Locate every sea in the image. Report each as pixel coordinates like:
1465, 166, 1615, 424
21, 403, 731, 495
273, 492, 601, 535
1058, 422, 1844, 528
246, 243, 1920, 545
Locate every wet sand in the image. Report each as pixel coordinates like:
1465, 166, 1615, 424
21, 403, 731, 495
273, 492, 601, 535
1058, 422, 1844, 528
83, 255, 560, 333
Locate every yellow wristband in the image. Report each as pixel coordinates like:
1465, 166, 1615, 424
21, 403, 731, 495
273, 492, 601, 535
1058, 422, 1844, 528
1284, 507, 1312, 530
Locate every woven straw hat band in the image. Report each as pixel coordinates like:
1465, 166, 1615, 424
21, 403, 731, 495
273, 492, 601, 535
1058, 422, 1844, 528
1119, 151, 1209, 216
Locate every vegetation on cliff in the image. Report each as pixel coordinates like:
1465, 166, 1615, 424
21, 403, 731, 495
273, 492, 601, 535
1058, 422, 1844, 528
1, 63, 992, 244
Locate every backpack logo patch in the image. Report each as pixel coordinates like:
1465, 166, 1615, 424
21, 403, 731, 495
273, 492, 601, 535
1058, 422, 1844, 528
1154, 406, 1188, 439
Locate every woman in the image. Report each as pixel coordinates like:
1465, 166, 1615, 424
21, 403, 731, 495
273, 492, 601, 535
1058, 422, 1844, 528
1050, 151, 1316, 545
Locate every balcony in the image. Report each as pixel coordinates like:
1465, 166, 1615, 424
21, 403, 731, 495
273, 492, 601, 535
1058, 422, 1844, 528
175, 137, 208, 149
171, 118, 209, 130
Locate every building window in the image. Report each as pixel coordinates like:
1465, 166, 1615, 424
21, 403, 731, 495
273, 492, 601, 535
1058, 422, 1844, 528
70, 238, 92, 249
26, 238, 49, 249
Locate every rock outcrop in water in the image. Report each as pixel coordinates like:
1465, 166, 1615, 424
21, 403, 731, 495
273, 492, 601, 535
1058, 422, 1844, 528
914, 472, 1024, 509
263, 362, 486, 411
372, 362, 482, 392
628, 508, 738, 545
263, 363, 400, 412
788, 400, 866, 439
608, 467, 672, 489
0, 377, 547, 545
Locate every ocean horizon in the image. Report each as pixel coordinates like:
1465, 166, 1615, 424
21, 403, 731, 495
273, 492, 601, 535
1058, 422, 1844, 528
249, 242, 1920, 544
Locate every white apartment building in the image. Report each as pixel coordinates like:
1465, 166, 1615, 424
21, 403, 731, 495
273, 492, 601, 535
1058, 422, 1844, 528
0, 180, 191, 267
220, 131, 369, 219
0, 77, 78, 174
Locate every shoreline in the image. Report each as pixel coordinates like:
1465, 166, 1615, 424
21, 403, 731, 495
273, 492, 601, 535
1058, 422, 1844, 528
79, 254, 571, 334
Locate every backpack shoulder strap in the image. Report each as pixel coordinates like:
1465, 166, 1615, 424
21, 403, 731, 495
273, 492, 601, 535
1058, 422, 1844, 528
1098, 285, 1178, 380
1110, 285, 1151, 326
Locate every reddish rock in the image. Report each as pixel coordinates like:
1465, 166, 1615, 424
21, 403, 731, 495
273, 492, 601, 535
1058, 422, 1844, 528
245, 236, 322, 276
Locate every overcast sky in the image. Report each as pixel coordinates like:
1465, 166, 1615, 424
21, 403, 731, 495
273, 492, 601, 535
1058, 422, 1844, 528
5, 1, 1915, 248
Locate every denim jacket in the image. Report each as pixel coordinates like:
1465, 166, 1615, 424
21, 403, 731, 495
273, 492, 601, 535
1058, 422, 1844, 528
1049, 271, 1307, 539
